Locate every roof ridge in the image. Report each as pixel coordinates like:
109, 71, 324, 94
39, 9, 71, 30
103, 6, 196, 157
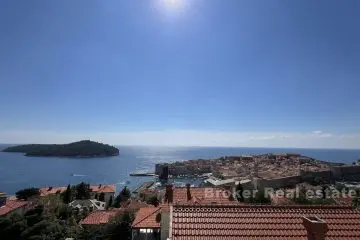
133, 207, 162, 227
172, 204, 353, 209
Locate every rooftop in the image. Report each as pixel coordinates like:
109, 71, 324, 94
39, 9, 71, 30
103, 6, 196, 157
80, 199, 149, 225
80, 209, 120, 225
0, 199, 28, 216
40, 184, 116, 196
171, 205, 360, 240
132, 207, 163, 229
170, 187, 235, 205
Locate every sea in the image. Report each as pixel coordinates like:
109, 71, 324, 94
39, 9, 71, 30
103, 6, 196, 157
1, 144, 360, 195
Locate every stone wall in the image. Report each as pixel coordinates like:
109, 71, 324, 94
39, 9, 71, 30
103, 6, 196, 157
300, 170, 333, 183
255, 175, 301, 189
331, 166, 360, 181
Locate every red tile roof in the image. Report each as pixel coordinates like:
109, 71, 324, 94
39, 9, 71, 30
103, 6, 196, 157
171, 205, 360, 240
132, 207, 162, 229
0, 199, 28, 216
171, 187, 235, 205
81, 200, 149, 225
80, 210, 121, 225
90, 184, 116, 193
40, 187, 67, 196
132, 204, 169, 229
40, 184, 116, 196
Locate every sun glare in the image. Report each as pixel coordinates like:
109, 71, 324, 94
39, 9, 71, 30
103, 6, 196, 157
163, 0, 184, 9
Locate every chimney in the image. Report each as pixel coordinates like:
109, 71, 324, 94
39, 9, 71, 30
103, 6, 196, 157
48, 186, 53, 191
99, 184, 102, 188
302, 216, 328, 240
186, 183, 191, 201
0, 193, 7, 207
164, 184, 173, 204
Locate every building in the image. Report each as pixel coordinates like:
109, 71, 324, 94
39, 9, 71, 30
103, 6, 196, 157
69, 199, 106, 212
89, 184, 116, 206
0, 193, 29, 217
39, 184, 116, 206
169, 204, 360, 240
155, 164, 169, 181
80, 200, 149, 226
132, 205, 170, 240
80, 209, 121, 225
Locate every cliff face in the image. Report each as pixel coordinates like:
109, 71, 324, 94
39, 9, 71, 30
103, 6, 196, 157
2, 140, 119, 157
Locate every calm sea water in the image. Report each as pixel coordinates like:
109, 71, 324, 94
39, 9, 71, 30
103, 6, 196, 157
1, 144, 360, 195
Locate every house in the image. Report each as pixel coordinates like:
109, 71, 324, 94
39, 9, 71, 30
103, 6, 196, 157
163, 184, 235, 205
69, 199, 106, 212
39, 184, 116, 206
80, 199, 149, 226
80, 209, 121, 225
89, 184, 116, 205
0, 193, 29, 217
169, 204, 360, 240
132, 204, 170, 240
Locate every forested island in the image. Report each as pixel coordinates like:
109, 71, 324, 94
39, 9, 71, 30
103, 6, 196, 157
2, 140, 119, 157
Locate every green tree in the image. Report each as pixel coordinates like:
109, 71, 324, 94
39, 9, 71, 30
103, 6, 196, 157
57, 205, 73, 220
147, 195, 159, 207
62, 184, 72, 204
352, 189, 360, 209
293, 185, 308, 204
113, 187, 131, 208
0, 213, 27, 240
235, 183, 244, 202
107, 210, 135, 240
75, 182, 91, 200
252, 188, 271, 204
16, 188, 40, 200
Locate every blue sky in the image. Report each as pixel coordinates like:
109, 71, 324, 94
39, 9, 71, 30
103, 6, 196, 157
0, 0, 359, 148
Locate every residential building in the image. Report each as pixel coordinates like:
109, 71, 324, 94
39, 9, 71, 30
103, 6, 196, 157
0, 193, 29, 217
132, 205, 170, 240
39, 184, 116, 206
80, 209, 121, 225
80, 199, 149, 226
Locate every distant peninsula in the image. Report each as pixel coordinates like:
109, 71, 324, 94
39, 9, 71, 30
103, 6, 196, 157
2, 140, 120, 157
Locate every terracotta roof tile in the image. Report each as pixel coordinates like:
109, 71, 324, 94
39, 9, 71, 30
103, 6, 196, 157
80, 209, 121, 225
40, 187, 67, 196
80, 200, 149, 225
171, 205, 360, 240
89, 184, 116, 193
132, 204, 170, 229
40, 184, 116, 196
0, 199, 28, 216
171, 187, 236, 205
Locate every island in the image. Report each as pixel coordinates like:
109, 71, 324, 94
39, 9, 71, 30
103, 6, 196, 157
2, 140, 119, 157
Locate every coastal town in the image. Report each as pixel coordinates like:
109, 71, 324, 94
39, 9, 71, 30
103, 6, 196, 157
2, 153, 360, 240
